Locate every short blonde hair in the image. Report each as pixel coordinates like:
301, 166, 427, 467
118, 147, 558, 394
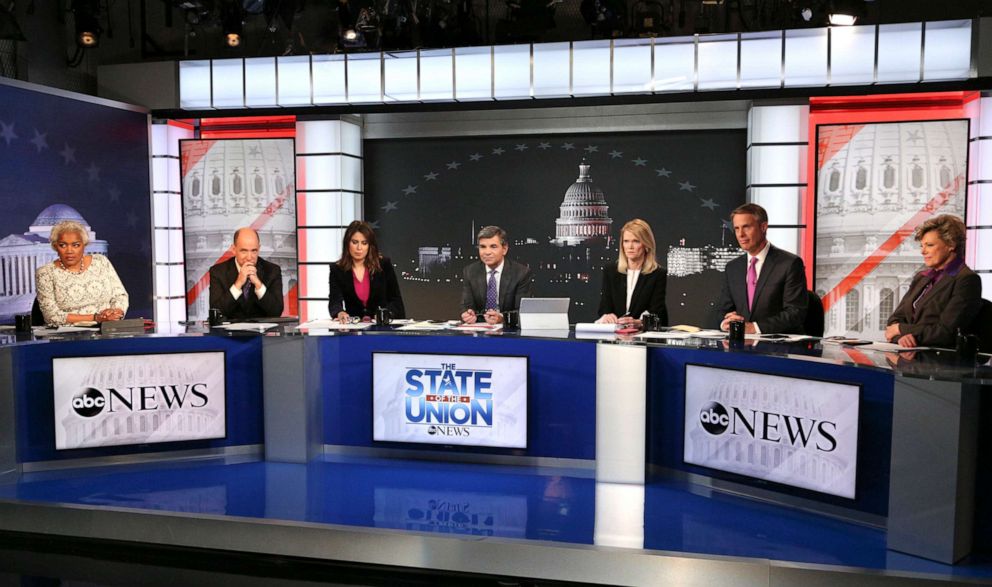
49, 221, 89, 250
915, 214, 966, 252
617, 218, 660, 274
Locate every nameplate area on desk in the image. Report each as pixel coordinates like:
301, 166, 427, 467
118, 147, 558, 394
683, 364, 860, 500
372, 352, 528, 449
52, 351, 227, 450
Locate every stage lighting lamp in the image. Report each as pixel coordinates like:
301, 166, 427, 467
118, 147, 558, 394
828, 0, 860, 26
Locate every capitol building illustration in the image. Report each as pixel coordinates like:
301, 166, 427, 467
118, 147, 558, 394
814, 120, 967, 339
0, 204, 109, 321
551, 161, 613, 247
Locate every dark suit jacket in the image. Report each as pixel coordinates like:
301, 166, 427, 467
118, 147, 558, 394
461, 258, 534, 314
597, 263, 668, 325
886, 264, 982, 347
327, 257, 406, 319
716, 244, 808, 334
208, 257, 284, 320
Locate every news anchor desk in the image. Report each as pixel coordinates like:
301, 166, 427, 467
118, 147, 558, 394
0, 325, 989, 567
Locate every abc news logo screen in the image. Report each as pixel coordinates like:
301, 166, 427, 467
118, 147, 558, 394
372, 352, 528, 449
683, 364, 860, 499
52, 352, 227, 450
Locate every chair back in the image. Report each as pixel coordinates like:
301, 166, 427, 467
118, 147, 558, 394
31, 297, 45, 326
968, 298, 992, 354
804, 290, 825, 337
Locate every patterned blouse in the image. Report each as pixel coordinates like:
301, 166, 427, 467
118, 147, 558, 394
35, 254, 130, 326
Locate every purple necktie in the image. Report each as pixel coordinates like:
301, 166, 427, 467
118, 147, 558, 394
486, 269, 499, 311
746, 256, 758, 311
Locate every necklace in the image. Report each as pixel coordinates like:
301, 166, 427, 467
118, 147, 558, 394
58, 259, 86, 274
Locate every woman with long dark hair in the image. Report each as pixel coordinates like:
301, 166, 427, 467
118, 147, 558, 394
328, 220, 406, 322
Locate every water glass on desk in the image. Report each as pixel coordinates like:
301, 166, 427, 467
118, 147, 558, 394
376, 307, 392, 326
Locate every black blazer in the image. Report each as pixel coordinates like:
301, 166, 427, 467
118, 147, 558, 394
461, 258, 534, 314
716, 244, 808, 334
208, 256, 284, 320
328, 257, 406, 319
886, 264, 982, 347
597, 263, 668, 325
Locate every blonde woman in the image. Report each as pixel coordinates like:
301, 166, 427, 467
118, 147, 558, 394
596, 218, 668, 326
35, 220, 128, 326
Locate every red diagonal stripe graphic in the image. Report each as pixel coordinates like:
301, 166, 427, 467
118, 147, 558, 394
817, 124, 864, 172
821, 174, 965, 313
842, 346, 875, 366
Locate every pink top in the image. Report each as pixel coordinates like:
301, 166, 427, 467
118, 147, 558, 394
353, 270, 370, 308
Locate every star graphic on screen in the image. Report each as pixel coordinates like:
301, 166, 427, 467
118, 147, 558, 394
87, 163, 101, 182
126, 210, 139, 227
402, 185, 418, 196
424, 172, 439, 181
906, 130, 923, 144
30, 130, 48, 153
655, 168, 672, 177
700, 197, 719, 210
368, 220, 381, 229
538, 142, 551, 149
632, 158, 647, 166
583, 145, 598, 153
248, 146, 261, 156
108, 186, 121, 203
446, 161, 462, 170
381, 201, 398, 213
678, 180, 696, 191
514, 144, 528, 152
609, 150, 623, 158
60, 143, 76, 164
0, 121, 16, 145
561, 142, 575, 150
469, 153, 484, 161
491, 147, 505, 155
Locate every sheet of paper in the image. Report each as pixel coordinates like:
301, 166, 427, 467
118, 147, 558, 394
452, 323, 503, 332
636, 331, 694, 340
575, 322, 617, 333
861, 341, 930, 352
691, 329, 728, 339
296, 320, 373, 330
217, 322, 279, 332
395, 321, 448, 331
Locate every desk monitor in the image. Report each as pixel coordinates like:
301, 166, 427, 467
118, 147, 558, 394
372, 352, 528, 449
519, 297, 569, 330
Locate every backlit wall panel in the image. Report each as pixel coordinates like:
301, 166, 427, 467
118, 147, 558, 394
151, 121, 193, 324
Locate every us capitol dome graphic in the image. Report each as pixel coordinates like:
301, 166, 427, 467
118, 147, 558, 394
551, 161, 613, 247
0, 204, 109, 320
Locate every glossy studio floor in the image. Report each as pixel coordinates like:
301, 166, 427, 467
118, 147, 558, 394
1, 454, 991, 586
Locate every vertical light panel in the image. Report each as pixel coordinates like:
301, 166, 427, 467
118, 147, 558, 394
211, 59, 244, 108
532, 42, 571, 98
739, 31, 782, 89
829, 25, 876, 85
923, 20, 973, 81
571, 40, 612, 97
652, 36, 695, 92
296, 118, 364, 321
420, 49, 454, 101
877, 23, 922, 83
347, 53, 384, 103
454, 46, 492, 100
179, 60, 212, 109
747, 104, 810, 259
493, 45, 531, 100
278, 55, 312, 106
784, 28, 828, 87
383, 51, 419, 102
612, 39, 653, 95
697, 34, 739, 90
245, 57, 278, 107
966, 96, 992, 298
150, 121, 193, 325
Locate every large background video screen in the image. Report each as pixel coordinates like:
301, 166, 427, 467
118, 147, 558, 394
814, 119, 969, 339
365, 130, 746, 324
0, 82, 153, 324
180, 138, 298, 320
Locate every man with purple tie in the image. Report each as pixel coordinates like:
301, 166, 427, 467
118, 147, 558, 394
717, 203, 808, 334
460, 225, 534, 325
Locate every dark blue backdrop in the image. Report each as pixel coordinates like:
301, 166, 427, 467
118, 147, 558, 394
0, 81, 153, 321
